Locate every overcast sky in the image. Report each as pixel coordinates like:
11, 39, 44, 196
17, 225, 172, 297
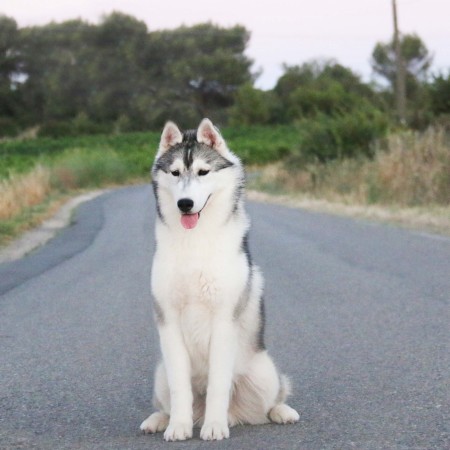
2, 0, 449, 89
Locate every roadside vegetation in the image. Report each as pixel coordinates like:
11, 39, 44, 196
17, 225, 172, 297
251, 127, 450, 207
1, 124, 449, 244
0, 13, 449, 244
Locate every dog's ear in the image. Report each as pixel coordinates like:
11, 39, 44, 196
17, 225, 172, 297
157, 121, 183, 158
197, 118, 227, 155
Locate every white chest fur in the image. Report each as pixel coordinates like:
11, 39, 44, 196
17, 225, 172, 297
151, 219, 249, 369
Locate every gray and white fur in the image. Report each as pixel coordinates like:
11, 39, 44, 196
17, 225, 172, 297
140, 118, 299, 441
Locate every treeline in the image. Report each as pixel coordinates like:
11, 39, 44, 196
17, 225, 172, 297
0, 13, 252, 134
1, 13, 449, 162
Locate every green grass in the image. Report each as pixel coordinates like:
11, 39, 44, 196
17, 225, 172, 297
51, 148, 131, 190
224, 125, 301, 164
0, 126, 301, 180
0, 131, 160, 179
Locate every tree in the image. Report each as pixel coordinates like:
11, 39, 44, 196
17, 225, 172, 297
146, 23, 253, 126
0, 16, 21, 119
17, 19, 94, 122
272, 61, 389, 162
87, 12, 150, 124
13, 17, 253, 131
429, 71, 450, 117
229, 83, 270, 126
371, 33, 432, 125
274, 61, 385, 123
372, 33, 432, 85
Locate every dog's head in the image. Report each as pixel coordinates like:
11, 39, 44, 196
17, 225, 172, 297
152, 118, 243, 230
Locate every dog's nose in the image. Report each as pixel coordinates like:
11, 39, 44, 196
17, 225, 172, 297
177, 198, 194, 213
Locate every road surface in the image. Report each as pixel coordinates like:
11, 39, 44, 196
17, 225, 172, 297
0, 185, 449, 449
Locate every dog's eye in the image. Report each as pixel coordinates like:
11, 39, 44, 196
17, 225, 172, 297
198, 169, 210, 176
171, 170, 180, 177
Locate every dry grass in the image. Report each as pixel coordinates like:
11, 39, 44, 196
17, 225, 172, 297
0, 147, 130, 222
0, 148, 136, 246
248, 127, 450, 235
373, 127, 450, 205
0, 165, 52, 220
251, 127, 450, 208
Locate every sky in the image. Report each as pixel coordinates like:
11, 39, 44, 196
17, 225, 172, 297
1, 0, 449, 89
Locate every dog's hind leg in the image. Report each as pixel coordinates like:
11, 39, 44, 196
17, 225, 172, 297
228, 351, 299, 426
140, 362, 170, 434
268, 375, 300, 424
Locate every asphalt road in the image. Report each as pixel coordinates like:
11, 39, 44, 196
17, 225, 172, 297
0, 185, 449, 450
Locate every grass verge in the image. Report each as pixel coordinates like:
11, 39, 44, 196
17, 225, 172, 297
247, 127, 450, 236
247, 190, 450, 236
0, 165, 51, 222
1, 126, 449, 247
0, 148, 141, 247
250, 127, 450, 207
0, 191, 73, 248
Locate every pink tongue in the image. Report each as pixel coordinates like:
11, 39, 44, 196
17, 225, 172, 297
181, 213, 199, 229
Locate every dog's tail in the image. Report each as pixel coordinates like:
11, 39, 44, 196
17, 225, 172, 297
275, 374, 292, 404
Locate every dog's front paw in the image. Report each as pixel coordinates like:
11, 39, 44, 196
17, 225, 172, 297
200, 421, 230, 441
140, 412, 169, 434
163, 421, 193, 441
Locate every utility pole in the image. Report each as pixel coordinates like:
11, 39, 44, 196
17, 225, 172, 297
392, 0, 406, 124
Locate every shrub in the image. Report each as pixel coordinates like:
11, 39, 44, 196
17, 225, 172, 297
39, 119, 111, 138
229, 84, 270, 126
290, 108, 389, 164
0, 117, 20, 138
50, 148, 130, 190
38, 121, 75, 138
256, 126, 450, 207
429, 72, 450, 117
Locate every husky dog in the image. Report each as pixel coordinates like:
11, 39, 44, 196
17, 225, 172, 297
140, 119, 299, 441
